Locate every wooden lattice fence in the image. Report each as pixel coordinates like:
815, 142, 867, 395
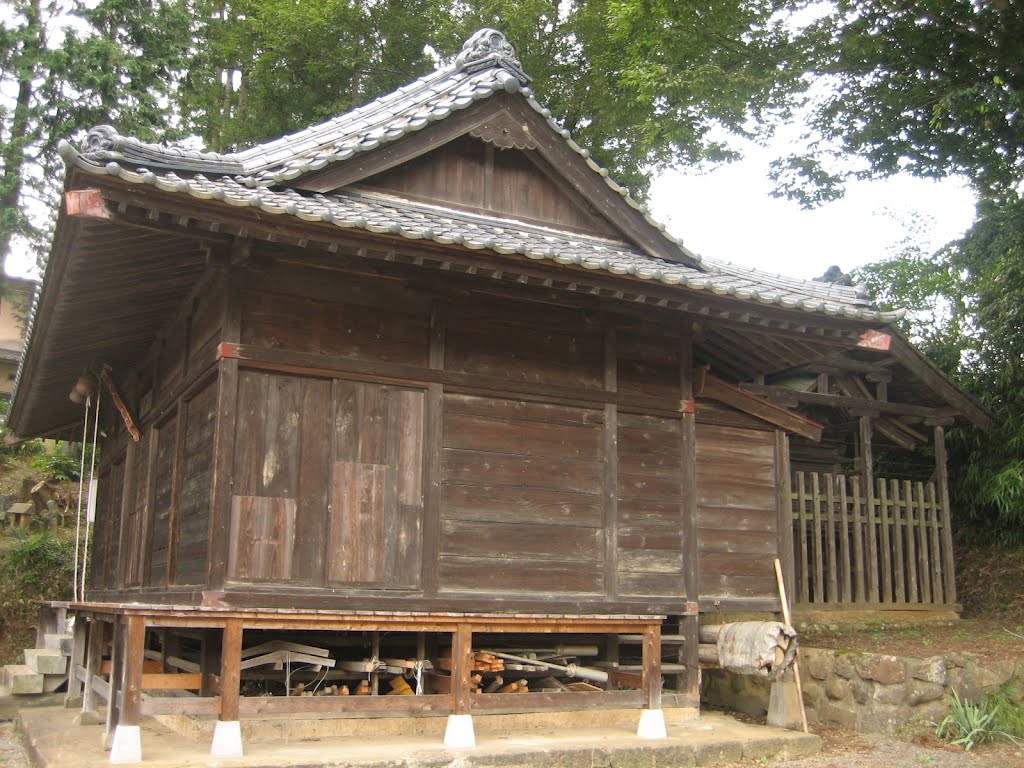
791, 472, 957, 608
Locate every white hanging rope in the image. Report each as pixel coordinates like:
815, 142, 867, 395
72, 396, 91, 603
80, 390, 101, 602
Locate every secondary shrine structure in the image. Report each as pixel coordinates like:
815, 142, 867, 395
6, 28, 988, 763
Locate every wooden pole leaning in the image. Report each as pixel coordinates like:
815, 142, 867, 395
773, 558, 809, 733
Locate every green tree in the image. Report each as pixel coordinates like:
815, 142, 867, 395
0, 0, 191, 269
174, 0, 806, 197
774, 0, 1024, 205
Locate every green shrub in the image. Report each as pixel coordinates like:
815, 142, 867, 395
937, 690, 1000, 750
0, 531, 75, 603
30, 446, 82, 482
937, 687, 1024, 750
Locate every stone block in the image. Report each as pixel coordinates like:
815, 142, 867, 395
867, 657, 906, 685
693, 741, 743, 766
850, 678, 872, 705
799, 678, 824, 707
24, 649, 67, 675
907, 680, 945, 706
3, 664, 43, 694
825, 676, 849, 701
907, 657, 948, 686
803, 649, 834, 681
947, 667, 981, 703
833, 654, 856, 679
970, 659, 1017, 690
873, 682, 907, 706
43, 633, 74, 656
820, 701, 858, 730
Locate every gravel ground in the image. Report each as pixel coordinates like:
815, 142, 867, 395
0, 723, 29, 768
726, 724, 1024, 768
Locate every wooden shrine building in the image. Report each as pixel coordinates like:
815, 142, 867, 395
6, 28, 988, 762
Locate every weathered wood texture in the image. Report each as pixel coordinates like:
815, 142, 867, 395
616, 413, 685, 597
229, 371, 425, 587
696, 423, 780, 600
90, 458, 124, 591
362, 135, 621, 239
174, 380, 218, 584
439, 393, 606, 595
791, 472, 956, 607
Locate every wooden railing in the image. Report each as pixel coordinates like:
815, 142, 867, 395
791, 472, 957, 608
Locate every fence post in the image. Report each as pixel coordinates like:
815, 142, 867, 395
934, 426, 957, 604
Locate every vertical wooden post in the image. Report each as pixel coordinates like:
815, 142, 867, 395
679, 332, 700, 705
603, 325, 618, 599
838, 476, 852, 603
796, 472, 810, 604
641, 622, 662, 711
774, 432, 796, 609
103, 618, 124, 749
120, 615, 146, 727
450, 624, 473, 716
810, 473, 824, 603
891, 479, 906, 604
934, 426, 957, 603
825, 474, 838, 603
81, 618, 105, 715
207, 275, 242, 592
859, 416, 879, 603
65, 614, 88, 708
219, 619, 243, 722
904, 479, 919, 604
916, 481, 933, 604
878, 478, 892, 603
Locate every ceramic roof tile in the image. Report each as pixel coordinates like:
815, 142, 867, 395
56, 149, 896, 323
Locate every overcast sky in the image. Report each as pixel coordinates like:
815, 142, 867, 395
648, 141, 977, 282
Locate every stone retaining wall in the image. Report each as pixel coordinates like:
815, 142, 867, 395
703, 648, 1023, 734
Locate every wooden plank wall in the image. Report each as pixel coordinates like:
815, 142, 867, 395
86, 273, 224, 596
696, 418, 780, 602
87, 257, 794, 613
228, 371, 425, 587
174, 381, 218, 584
439, 394, 605, 595
363, 135, 620, 239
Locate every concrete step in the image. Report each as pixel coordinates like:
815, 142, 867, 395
3, 664, 43, 694
43, 633, 74, 656
24, 649, 68, 676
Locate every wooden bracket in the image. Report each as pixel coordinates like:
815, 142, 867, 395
98, 365, 140, 442
65, 189, 112, 219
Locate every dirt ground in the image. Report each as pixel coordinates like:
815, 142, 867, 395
800, 618, 1024, 665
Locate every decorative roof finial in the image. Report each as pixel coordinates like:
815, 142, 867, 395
82, 125, 124, 156
455, 28, 531, 85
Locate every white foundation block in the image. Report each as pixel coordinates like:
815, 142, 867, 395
109, 724, 142, 764
444, 713, 476, 749
636, 708, 668, 739
211, 720, 244, 758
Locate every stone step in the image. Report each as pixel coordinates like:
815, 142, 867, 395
43, 633, 74, 656
3, 664, 43, 694
42, 674, 67, 694
24, 649, 68, 676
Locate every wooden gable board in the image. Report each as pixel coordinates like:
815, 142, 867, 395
288, 93, 694, 266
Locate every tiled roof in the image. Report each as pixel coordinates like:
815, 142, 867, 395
57, 28, 896, 324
